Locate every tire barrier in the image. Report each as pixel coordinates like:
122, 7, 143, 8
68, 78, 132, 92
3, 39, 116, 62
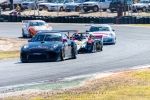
132, 16, 136, 24
0, 14, 150, 24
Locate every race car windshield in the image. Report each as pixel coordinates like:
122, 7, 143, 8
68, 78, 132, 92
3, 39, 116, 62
89, 26, 110, 32
29, 22, 45, 26
33, 34, 62, 42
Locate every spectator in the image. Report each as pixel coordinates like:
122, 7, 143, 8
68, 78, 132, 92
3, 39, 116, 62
15, 4, 20, 12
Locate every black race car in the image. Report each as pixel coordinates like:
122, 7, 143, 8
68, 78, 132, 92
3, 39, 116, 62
20, 30, 77, 63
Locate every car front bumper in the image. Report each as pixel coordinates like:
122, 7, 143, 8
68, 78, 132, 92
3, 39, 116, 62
83, 6, 93, 10
48, 7, 59, 11
103, 37, 115, 44
20, 51, 61, 62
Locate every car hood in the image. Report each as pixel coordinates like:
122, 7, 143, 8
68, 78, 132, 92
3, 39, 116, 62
29, 26, 52, 30
66, 3, 81, 6
133, 3, 146, 6
22, 1, 33, 3
39, 3, 54, 5
50, 3, 63, 6
24, 42, 62, 50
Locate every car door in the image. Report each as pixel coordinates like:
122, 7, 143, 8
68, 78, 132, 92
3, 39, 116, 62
62, 34, 71, 56
99, 0, 106, 9
65, 34, 72, 56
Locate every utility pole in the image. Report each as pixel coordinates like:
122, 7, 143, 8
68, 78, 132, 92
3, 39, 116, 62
124, 0, 126, 16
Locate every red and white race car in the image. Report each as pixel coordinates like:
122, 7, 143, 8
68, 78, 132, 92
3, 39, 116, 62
22, 20, 52, 38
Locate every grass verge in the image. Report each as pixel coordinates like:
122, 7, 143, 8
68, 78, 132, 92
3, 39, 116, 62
0, 51, 20, 60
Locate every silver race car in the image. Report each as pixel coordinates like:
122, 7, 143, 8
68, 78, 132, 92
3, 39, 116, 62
86, 24, 116, 44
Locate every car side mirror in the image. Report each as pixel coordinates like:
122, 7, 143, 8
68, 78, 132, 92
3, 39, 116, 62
62, 38, 67, 43
86, 30, 89, 32
112, 29, 115, 31
28, 39, 31, 42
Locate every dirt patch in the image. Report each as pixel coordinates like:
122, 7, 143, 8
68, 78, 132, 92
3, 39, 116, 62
2, 9, 150, 17
0, 37, 27, 52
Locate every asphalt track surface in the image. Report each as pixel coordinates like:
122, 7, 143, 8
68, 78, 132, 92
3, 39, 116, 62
1, 23, 150, 87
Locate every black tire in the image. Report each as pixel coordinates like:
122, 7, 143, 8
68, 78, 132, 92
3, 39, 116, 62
2, 7, 6, 10
47, 7, 50, 12
39, 9, 42, 11
101, 44, 103, 51
72, 48, 77, 59
75, 6, 80, 12
103, 9, 107, 11
59, 7, 63, 11
110, 9, 114, 13
96, 42, 101, 51
21, 60, 28, 63
22, 30, 26, 38
65, 9, 71, 12
60, 49, 65, 61
93, 6, 99, 12
83, 9, 89, 12
142, 7, 147, 12
92, 43, 96, 53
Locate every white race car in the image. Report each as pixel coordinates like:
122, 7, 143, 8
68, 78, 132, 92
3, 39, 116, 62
22, 20, 52, 38
86, 24, 116, 44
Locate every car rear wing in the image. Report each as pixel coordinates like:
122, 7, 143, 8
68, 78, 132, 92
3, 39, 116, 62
52, 30, 78, 33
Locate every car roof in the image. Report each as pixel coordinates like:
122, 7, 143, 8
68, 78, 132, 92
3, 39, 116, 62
28, 20, 45, 22
90, 24, 110, 27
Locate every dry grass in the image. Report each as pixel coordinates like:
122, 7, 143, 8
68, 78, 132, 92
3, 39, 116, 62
2, 68, 150, 100
129, 24, 150, 27
0, 50, 20, 60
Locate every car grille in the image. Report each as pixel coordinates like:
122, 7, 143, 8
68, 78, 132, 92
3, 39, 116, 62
104, 39, 112, 42
21, 51, 58, 60
28, 55, 47, 59
29, 48, 47, 52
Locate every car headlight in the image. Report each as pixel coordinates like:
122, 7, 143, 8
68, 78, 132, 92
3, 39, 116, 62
109, 33, 113, 37
22, 45, 29, 50
50, 44, 58, 50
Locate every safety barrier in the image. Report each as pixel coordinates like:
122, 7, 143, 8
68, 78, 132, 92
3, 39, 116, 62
0, 15, 150, 24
